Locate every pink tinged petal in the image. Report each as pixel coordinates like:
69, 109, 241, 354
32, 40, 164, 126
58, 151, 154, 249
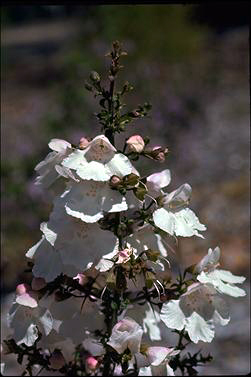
48, 139, 71, 153
16, 293, 38, 308
126, 135, 145, 153
107, 317, 143, 354
16, 283, 31, 295
146, 169, 171, 197
86, 356, 98, 371
147, 347, 174, 366
160, 300, 186, 331
185, 312, 215, 343
79, 137, 90, 149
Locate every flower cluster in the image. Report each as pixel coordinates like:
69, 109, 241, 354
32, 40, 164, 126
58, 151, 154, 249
3, 41, 246, 376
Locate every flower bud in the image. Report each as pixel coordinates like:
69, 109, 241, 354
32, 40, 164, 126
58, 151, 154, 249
31, 277, 46, 291
49, 350, 66, 370
79, 137, 90, 149
16, 283, 31, 296
116, 248, 133, 264
126, 135, 145, 153
86, 356, 98, 371
146, 146, 168, 162
109, 175, 122, 188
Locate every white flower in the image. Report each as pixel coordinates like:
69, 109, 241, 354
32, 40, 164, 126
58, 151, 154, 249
41, 194, 118, 272
35, 139, 76, 188
62, 181, 127, 223
26, 194, 119, 280
160, 283, 230, 343
127, 224, 169, 257
195, 246, 221, 273
39, 295, 105, 346
126, 302, 162, 342
15, 284, 38, 308
146, 169, 171, 198
62, 135, 133, 181
137, 346, 179, 376
26, 236, 64, 282
7, 302, 53, 347
152, 183, 206, 238
196, 247, 246, 297
107, 317, 143, 354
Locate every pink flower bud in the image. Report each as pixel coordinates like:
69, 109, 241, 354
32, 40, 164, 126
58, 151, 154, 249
116, 248, 133, 264
79, 137, 90, 149
74, 273, 88, 286
49, 350, 66, 370
147, 146, 168, 162
126, 135, 145, 153
86, 356, 98, 371
109, 175, 122, 188
16, 283, 31, 296
31, 277, 46, 291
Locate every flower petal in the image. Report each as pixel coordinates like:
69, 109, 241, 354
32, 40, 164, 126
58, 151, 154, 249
174, 208, 206, 238
153, 208, 175, 236
195, 247, 221, 273
64, 182, 127, 223
16, 293, 38, 308
49, 139, 71, 153
76, 161, 110, 181
160, 300, 186, 331
147, 169, 171, 197
106, 153, 133, 178
185, 312, 215, 343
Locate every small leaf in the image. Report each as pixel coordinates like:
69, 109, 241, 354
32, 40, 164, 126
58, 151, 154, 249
133, 181, 148, 201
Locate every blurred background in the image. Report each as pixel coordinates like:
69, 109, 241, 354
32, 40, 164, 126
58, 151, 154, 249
1, 4, 250, 375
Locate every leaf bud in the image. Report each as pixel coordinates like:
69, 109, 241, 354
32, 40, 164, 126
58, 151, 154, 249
90, 71, 101, 82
